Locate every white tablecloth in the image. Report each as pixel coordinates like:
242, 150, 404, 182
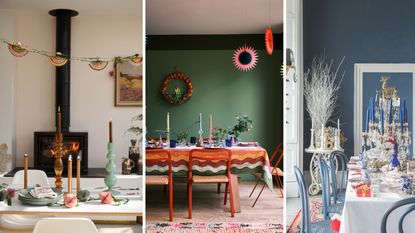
339, 176, 415, 233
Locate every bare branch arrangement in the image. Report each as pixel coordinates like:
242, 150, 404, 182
304, 54, 345, 129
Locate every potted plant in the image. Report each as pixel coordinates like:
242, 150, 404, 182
229, 114, 253, 141
175, 130, 189, 146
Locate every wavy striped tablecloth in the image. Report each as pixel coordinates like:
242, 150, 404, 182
146, 146, 273, 190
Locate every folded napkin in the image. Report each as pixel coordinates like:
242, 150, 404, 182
29, 186, 57, 199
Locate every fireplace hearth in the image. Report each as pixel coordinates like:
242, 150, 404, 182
34, 132, 88, 175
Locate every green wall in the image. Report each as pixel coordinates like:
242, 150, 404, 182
146, 35, 283, 162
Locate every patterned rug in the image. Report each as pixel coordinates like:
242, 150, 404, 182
287, 199, 323, 233
146, 223, 284, 233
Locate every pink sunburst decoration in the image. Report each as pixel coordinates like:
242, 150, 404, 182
233, 45, 259, 72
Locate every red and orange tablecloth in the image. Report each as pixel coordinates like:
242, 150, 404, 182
146, 146, 273, 190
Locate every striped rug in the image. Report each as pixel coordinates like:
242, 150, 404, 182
146, 222, 283, 233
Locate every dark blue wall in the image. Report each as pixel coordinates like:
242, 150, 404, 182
303, 0, 415, 169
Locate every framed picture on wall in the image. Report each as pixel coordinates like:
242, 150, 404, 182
114, 58, 143, 106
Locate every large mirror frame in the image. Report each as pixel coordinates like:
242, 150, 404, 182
354, 63, 415, 155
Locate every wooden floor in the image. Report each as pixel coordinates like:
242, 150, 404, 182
146, 180, 283, 224
0, 224, 141, 233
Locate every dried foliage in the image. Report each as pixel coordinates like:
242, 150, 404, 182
304, 54, 344, 128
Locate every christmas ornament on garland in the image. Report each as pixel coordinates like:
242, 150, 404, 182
48, 52, 68, 67
7, 42, 28, 57
161, 68, 193, 105
89, 59, 108, 71
265, 26, 274, 55
233, 45, 259, 72
0, 37, 141, 72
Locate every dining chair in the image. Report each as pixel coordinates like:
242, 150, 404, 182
146, 149, 173, 221
294, 166, 334, 233
0, 169, 50, 230
329, 151, 348, 203
319, 158, 344, 220
250, 143, 284, 207
381, 197, 415, 233
32, 217, 99, 233
188, 148, 234, 219
12, 169, 49, 187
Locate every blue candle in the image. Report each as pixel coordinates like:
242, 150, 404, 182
405, 108, 408, 123
389, 98, 393, 124
381, 109, 384, 134
366, 107, 370, 132
400, 108, 404, 132
372, 97, 375, 122
369, 98, 373, 122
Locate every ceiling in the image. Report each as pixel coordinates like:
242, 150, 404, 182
146, 0, 283, 35
0, 0, 141, 16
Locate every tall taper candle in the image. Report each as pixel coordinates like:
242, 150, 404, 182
209, 114, 212, 136
337, 119, 340, 131
400, 108, 404, 133
76, 155, 81, 195
167, 112, 170, 132
68, 155, 72, 194
57, 106, 61, 135
366, 107, 370, 132
389, 98, 393, 124
381, 109, 384, 134
109, 118, 113, 143
372, 99, 375, 123
24, 153, 28, 189
199, 113, 202, 131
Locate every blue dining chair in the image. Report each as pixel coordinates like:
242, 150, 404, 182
319, 158, 344, 220
329, 151, 348, 203
381, 197, 415, 233
294, 166, 334, 233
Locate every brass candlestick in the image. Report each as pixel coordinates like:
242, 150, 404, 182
52, 107, 68, 190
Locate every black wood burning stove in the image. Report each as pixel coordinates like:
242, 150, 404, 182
32, 9, 90, 175
34, 132, 88, 175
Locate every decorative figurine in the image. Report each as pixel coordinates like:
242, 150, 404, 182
129, 139, 140, 173
121, 157, 136, 175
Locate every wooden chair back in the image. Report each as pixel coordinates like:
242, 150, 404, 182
188, 149, 232, 179
146, 149, 173, 177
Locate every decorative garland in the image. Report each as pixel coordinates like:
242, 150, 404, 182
0, 37, 142, 71
161, 71, 193, 105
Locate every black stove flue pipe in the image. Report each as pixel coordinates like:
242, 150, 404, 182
49, 9, 78, 132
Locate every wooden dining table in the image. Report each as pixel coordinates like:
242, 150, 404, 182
0, 175, 142, 224
146, 145, 273, 212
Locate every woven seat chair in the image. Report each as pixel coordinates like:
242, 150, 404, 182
146, 149, 173, 221
188, 148, 234, 219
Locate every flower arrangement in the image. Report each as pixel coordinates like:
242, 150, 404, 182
175, 130, 189, 144
230, 114, 253, 139
213, 127, 229, 142
0, 185, 15, 206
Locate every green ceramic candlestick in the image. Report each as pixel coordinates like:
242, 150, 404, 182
105, 143, 120, 195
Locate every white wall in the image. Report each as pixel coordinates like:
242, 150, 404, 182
0, 10, 16, 171
12, 12, 142, 173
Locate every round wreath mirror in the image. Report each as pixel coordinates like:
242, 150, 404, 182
161, 71, 193, 105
